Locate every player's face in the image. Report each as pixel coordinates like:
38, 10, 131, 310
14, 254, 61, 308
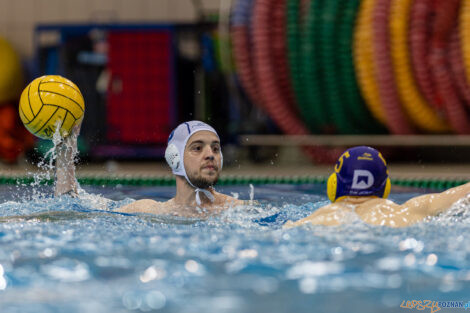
184, 131, 221, 188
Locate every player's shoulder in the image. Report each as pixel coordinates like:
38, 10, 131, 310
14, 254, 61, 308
214, 192, 245, 206
118, 198, 166, 214
134, 198, 164, 208
356, 197, 399, 213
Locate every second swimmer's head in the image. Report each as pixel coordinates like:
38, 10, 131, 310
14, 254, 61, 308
327, 146, 391, 202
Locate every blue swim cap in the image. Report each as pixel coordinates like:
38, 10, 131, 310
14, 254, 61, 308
327, 146, 390, 202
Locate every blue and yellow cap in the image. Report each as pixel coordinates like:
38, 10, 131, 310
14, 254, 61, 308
327, 146, 391, 202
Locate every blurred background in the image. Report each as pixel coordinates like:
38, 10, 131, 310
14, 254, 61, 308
1, 0, 470, 176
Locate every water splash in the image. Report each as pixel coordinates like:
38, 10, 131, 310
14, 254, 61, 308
429, 194, 470, 225
2, 185, 470, 313
21, 122, 64, 201
249, 184, 254, 204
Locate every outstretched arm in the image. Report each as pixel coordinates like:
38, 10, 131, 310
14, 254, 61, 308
54, 124, 80, 197
403, 182, 470, 216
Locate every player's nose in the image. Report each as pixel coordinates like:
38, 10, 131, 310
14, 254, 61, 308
203, 145, 215, 160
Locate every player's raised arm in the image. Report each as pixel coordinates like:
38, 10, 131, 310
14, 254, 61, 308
18, 75, 85, 197
402, 182, 470, 217
55, 123, 81, 197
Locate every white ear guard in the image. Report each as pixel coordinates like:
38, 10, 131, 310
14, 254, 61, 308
165, 143, 180, 170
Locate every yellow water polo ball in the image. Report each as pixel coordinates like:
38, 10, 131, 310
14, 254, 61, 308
18, 75, 85, 139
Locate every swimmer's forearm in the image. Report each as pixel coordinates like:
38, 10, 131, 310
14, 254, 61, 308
428, 182, 470, 215
54, 142, 78, 197
54, 122, 81, 197
409, 182, 470, 216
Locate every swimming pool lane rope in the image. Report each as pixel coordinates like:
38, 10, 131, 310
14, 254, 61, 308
336, 0, 385, 133
231, 0, 470, 136
251, 0, 341, 164
390, 0, 450, 133
271, 0, 299, 118
449, 29, 470, 108
320, 0, 355, 134
301, 0, 330, 131
373, 0, 415, 134
231, 0, 262, 108
461, 0, 470, 91
287, 0, 317, 132
0, 175, 466, 190
353, 0, 388, 126
409, 0, 442, 114
428, 0, 470, 134
252, 0, 308, 136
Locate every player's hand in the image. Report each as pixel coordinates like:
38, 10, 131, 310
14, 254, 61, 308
67, 120, 82, 143
57, 120, 82, 151
70, 119, 82, 139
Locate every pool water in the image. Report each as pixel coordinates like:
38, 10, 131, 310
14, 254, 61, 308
0, 183, 469, 313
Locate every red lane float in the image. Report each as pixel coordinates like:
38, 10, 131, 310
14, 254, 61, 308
271, 0, 298, 115
409, 0, 442, 113
372, 0, 414, 134
252, 0, 339, 163
429, 0, 470, 133
231, 0, 263, 108
449, 27, 470, 108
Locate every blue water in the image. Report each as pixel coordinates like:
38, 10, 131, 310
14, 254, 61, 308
0, 183, 470, 313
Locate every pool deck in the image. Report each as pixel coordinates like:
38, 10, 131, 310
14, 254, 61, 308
1, 160, 470, 181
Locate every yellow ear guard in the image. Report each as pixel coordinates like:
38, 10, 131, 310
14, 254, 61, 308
383, 178, 391, 199
327, 173, 337, 202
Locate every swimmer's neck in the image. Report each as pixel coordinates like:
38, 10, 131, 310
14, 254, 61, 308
334, 196, 380, 205
173, 176, 215, 206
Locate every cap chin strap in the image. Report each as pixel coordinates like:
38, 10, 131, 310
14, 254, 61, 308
184, 174, 215, 206
194, 188, 215, 205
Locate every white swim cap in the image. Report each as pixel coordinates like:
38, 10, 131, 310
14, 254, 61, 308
165, 121, 223, 205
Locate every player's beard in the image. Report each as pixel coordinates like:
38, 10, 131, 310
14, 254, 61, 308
187, 167, 219, 189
